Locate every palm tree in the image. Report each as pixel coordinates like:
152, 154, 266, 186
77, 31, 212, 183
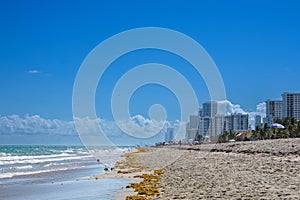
287, 124, 296, 138
251, 129, 258, 140
263, 123, 271, 139
228, 130, 236, 141
296, 121, 300, 138
259, 129, 265, 140
291, 117, 297, 125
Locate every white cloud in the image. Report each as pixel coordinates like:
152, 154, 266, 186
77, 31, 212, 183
115, 115, 166, 138
0, 114, 75, 135
256, 102, 266, 117
27, 70, 41, 74
73, 117, 102, 135
214, 100, 247, 115
214, 100, 266, 129
248, 102, 266, 129
0, 114, 168, 139
72, 116, 171, 146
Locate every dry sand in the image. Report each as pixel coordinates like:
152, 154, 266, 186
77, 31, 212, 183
114, 138, 300, 199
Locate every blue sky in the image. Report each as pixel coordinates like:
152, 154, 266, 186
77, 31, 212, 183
0, 1, 300, 144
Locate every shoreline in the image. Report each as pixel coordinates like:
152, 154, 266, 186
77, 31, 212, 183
99, 148, 162, 200
108, 138, 300, 199
0, 145, 135, 200
0, 161, 130, 200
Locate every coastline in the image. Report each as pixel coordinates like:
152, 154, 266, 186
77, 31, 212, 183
109, 138, 300, 199
99, 148, 159, 200
0, 145, 132, 200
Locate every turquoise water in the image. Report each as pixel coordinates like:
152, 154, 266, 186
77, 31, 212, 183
0, 145, 131, 200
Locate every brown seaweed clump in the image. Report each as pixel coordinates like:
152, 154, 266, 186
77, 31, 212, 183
115, 148, 149, 174
126, 173, 164, 197
153, 170, 165, 176
116, 148, 165, 199
126, 196, 150, 200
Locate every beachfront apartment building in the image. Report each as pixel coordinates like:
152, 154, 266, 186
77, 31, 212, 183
210, 115, 225, 137
233, 113, 249, 132
186, 92, 300, 140
202, 101, 218, 117
266, 99, 283, 120
186, 112, 249, 140
186, 101, 226, 139
185, 115, 200, 140
282, 92, 300, 120
263, 93, 300, 123
198, 115, 228, 138
198, 116, 211, 137
202, 101, 227, 117
255, 115, 262, 128
186, 100, 249, 140
224, 113, 249, 133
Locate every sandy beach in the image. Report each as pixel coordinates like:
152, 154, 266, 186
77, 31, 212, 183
113, 138, 300, 199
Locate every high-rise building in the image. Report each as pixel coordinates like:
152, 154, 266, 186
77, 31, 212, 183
282, 92, 300, 120
185, 115, 199, 140
165, 128, 174, 142
198, 116, 211, 137
233, 113, 249, 131
202, 101, 227, 117
224, 115, 233, 132
255, 115, 262, 128
185, 101, 250, 141
202, 101, 218, 117
198, 108, 203, 118
224, 113, 249, 133
189, 115, 200, 129
263, 115, 273, 125
211, 115, 225, 137
266, 99, 282, 120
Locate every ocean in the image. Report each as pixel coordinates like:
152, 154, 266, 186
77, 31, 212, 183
0, 145, 132, 200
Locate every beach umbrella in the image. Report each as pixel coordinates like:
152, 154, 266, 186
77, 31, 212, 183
271, 123, 285, 129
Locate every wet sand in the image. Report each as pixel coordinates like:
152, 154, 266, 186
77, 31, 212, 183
114, 138, 300, 199
0, 162, 130, 200
0, 177, 130, 200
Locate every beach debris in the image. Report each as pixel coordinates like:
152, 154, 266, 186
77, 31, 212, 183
113, 147, 165, 199
104, 167, 109, 171
118, 170, 130, 174
115, 148, 148, 173
153, 170, 165, 175
126, 196, 150, 200
135, 147, 148, 153
126, 173, 162, 197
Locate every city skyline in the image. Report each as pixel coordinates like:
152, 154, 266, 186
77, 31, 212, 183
186, 92, 300, 141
